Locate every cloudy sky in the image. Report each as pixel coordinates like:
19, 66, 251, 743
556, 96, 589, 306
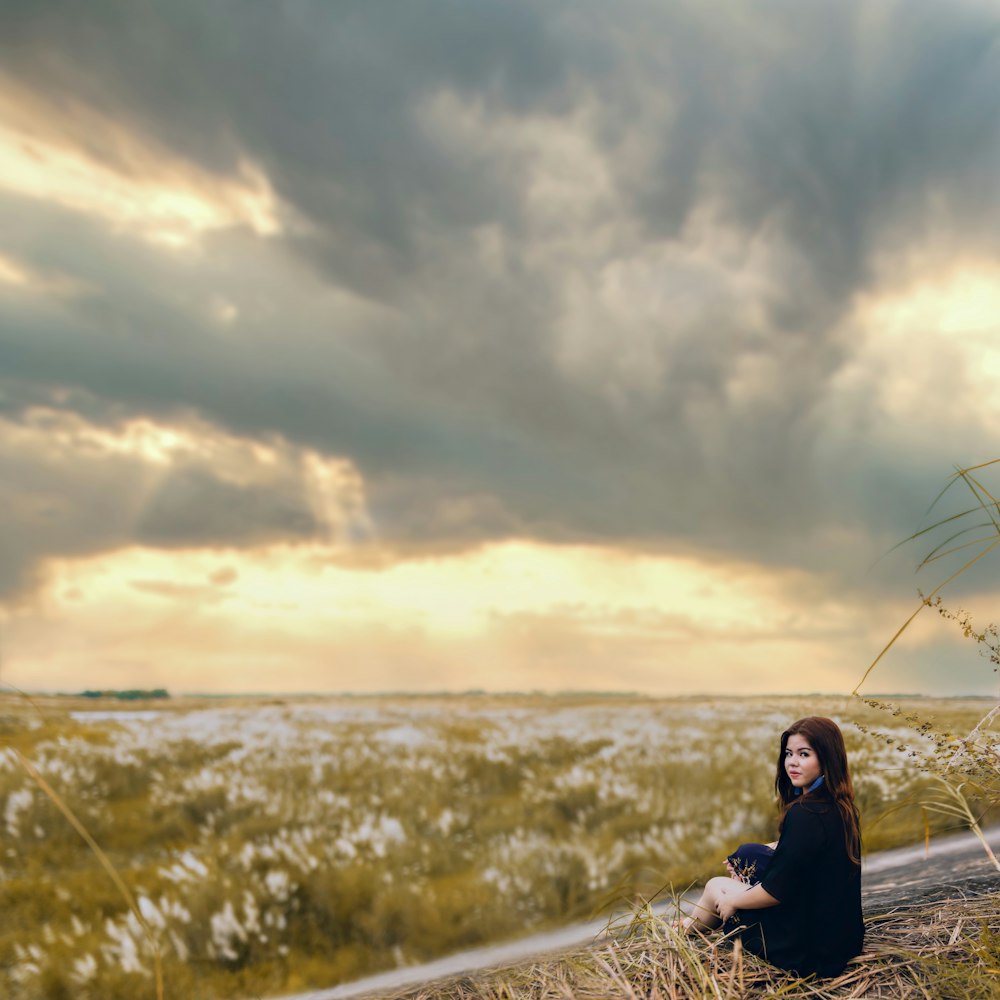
2, 0, 1000, 696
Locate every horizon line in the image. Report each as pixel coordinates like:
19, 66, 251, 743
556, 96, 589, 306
7, 688, 995, 701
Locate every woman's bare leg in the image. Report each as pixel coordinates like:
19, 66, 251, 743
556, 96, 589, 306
681, 876, 747, 932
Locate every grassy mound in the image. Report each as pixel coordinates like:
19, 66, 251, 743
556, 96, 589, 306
392, 888, 1000, 1000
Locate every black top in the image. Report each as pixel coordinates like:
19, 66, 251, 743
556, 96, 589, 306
736, 795, 864, 978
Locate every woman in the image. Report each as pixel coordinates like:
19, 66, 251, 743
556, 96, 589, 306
682, 717, 864, 979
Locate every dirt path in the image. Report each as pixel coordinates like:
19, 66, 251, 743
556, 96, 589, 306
264, 826, 1000, 1000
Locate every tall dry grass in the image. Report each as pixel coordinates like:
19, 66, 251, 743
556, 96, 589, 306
394, 890, 1000, 1000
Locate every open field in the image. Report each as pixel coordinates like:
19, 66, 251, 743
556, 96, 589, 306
1, 693, 996, 999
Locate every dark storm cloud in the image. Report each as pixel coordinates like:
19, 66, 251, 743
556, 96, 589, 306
0, 399, 325, 600
0, 0, 565, 262
2, 0, 1000, 598
135, 468, 319, 547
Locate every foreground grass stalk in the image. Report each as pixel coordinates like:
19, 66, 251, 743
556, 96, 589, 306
855, 460, 1000, 696
854, 540, 1000, 695
12, 749, 165, 1000
928, 779, 1000, 873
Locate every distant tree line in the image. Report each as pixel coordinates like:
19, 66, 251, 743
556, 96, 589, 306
79, 689, 170, 700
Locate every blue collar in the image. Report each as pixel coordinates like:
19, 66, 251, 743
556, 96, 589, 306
794, 774, 825, 796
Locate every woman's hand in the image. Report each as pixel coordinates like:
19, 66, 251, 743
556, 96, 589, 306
715, 883, 745, 922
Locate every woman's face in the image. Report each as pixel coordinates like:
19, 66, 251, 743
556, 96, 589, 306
784, 732, 822, 789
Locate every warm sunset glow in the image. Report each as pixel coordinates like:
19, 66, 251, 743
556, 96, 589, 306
873, 265, 1000, 389
878, 265, 1000, 336
1, 540, 893, 695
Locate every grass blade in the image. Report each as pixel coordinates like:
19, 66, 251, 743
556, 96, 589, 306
13, 750, 164, 1000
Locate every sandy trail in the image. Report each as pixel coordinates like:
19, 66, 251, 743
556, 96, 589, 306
263, 826, 1000, 1000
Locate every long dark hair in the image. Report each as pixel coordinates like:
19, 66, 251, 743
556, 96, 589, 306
775, 716, 861, 866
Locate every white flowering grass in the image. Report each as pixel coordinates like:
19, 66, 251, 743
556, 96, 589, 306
0, 693, 992, 999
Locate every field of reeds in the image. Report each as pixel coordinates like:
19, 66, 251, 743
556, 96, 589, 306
1, 692, 996, 999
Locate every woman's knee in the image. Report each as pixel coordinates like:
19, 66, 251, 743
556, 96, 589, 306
706, 876, 734, 894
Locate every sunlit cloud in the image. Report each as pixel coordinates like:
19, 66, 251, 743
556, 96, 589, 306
4, 407, 301, 477
868, 263, 1000, 382
824, 261, 1000, 446
0, 101, 282, 247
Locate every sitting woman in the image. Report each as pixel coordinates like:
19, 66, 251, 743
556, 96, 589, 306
682, 716, 864, 979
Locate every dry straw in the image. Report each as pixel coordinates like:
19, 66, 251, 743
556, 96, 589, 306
390, 890, 1000, 1000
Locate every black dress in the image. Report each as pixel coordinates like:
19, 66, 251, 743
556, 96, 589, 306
735, 795, 863, 978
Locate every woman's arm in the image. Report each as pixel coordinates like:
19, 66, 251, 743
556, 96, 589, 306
715, 881, 779, 922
